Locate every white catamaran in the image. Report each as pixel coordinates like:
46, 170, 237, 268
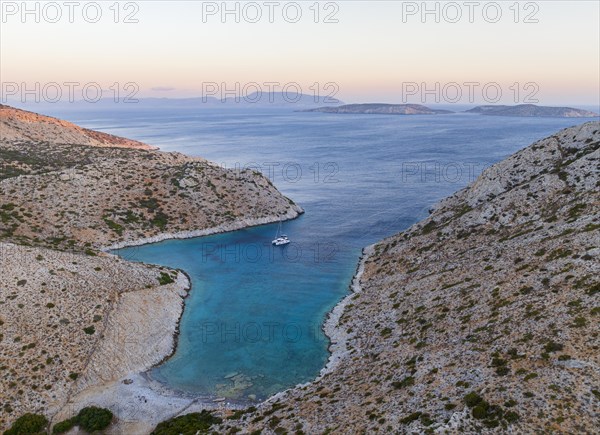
272, 220, 290, 246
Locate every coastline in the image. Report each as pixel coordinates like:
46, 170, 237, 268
52, 205, 304, 432
319, 243, 374, 377
262, 244, 375, 405
102, 205, 304, 251
64, 226, 375, 434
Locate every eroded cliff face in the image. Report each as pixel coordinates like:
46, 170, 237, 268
216, 122, 599, 434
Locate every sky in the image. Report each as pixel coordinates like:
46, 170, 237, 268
1, 1, 599, 105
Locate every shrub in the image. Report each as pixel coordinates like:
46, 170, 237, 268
392, 376, 414, 389
496, 366, 510, 376
51, 407, 112, 433
464, 392, 483, 407
544, 341, 564, 353
380, 327, 392, 337
151, 410, 222, 435
151, 211, 169, 229
77, 406, 113, 432
472, 404, 488, 419
400, 412, 421, 425
5, 413, 48, 435
158, 272, 175, 285
52, 417, 76, 434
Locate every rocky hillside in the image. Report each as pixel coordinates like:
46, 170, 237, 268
0, 242, 190, 429
0, 104, 155, 149
216, 121, 599, 433
0, 105, 302, 251
466, 104, 598, 118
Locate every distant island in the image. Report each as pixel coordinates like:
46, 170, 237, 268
304, 103, 598, 118
303, 103, 453, 115
466, 104, 599, 118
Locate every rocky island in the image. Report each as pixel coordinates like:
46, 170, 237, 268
466, 104, 599, 118
304, 103, 453, 115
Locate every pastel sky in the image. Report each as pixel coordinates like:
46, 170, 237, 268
1, 1, 599, 105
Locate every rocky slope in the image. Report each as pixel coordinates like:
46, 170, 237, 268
0, 104, 155, 150
0, 242, 189, 430
0, 106, 302, 252
305, 103, 453, 115
466, 104, 598, 118
215, 121, 599, 433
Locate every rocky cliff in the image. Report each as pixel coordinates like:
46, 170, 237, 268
0, 104, 155, 150
0, 242, 190, 429
216, 121, 599, 433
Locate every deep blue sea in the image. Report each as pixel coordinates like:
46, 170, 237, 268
32, 105, 589, 401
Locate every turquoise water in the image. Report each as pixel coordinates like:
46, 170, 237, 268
39, 106, 587, 401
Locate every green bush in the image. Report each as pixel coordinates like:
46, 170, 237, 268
51, 407, 112, 433
504, 411, 520, 423
76, 406, 113, 432
151, 410, 222, 435
392, 376, 414, 389
399, 412, 421, 425
472, 403, 489, 419
464, 392, 483, 407
158, 272, 175, 285
4, 413, 48, 435
544, 341, 564, 353
52, 417, 76, 434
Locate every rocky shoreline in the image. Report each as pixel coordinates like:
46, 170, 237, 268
47, 207, 306, 433
0, 105, 308, 432
260, 244, 375, 409
101, 205, 304, 251
62, 211, 367, 434
320, 244, 375, 377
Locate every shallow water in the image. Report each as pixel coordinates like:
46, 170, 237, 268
42, 106, 585, 400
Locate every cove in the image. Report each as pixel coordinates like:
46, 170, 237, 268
64, 107, 584, 401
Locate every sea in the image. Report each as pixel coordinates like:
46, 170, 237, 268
23, 103, 595, 402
